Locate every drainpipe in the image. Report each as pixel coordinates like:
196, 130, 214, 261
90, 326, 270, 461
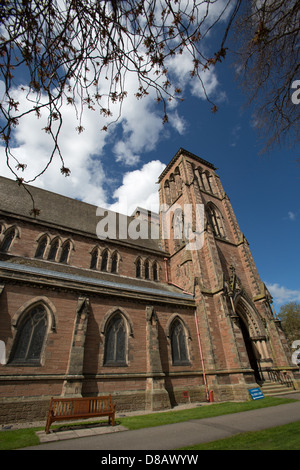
194, 310, 210, 402
164, 257, 209, 400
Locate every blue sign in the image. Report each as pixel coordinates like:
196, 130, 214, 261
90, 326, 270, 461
248, 388, 264, 400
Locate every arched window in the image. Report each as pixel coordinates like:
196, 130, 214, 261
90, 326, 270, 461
0, 227, 16, 252
111, 252, 118, 274
170, 319, 189, 365
90, 247, 99, 270
48, 238, 59, 261
153, 262, 158, 281
203, 171, 213, 193
144, 260, 150, 279
35, 235, 48, 259
59, 240, 71, 263
136, 258, 141, 278
206, 204, 225, 238
173, 207, 183, 241
10, 305, 48, 365
104, 313, 126, 365
174, 166, 182, 193
101, 249, 108, 271
164, 179, 171, 205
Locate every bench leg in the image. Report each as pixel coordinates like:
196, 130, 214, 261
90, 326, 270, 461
45, 415, 52, 434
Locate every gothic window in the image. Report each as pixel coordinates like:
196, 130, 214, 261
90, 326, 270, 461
35, 235, 48, 259
206, 204, 225, 238
173, 208, 183, 241
144, 260, 150, 279
164, 180, 171, 205
90, 247, 99, 270
153, 262, 158, 281
10, 305, 48, 365
59, 240, 71, 263
48, 238, 59, 261
170, 319, 189, 365
204, 172, 213, 193
174, 166, 182, 193
101, 249, 108, 271
111, 251, 118, 274
169, 174, 177, 201
198, 169, 214, 193
0, 227, 16, 252
104, 313, 127, 365
136, 258, 141, 278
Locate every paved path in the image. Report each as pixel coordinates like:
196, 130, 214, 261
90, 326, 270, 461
22, 394, 300, 450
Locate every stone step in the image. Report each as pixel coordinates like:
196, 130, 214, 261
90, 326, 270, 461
260, 381, 296, 396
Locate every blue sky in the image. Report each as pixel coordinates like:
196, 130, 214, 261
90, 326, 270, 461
117, 63, 299, 314
0, 2, 299, 313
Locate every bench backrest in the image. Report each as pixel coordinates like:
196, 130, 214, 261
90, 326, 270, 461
50, 395, 112, 417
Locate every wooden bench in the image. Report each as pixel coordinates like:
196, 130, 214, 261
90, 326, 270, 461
45, 395, 116, 434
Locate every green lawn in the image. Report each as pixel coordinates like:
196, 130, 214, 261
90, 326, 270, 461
179, 420, 300, 450
119, 397, 295, 430
0, 397, 297, 450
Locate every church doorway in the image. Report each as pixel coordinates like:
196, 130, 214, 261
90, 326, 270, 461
239, 315, 262, 382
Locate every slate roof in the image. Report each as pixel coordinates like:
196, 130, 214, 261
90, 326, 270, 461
0, 258, 195, 306
0, 176, 163, 253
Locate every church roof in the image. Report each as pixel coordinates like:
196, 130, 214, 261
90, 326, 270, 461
0, 259, 195, 306
0, 176, 164, 254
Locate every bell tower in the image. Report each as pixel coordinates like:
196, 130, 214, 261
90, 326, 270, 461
158, 148, 297, 401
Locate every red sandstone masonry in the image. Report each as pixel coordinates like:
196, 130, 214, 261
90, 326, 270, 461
0, 150, 298, 423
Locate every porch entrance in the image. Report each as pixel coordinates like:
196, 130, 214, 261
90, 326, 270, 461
239, 315, 262, 382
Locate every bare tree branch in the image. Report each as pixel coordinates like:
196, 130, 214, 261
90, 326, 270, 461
0, 0, 298, 212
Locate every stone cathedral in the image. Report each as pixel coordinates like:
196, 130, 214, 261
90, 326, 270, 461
0, 148, 298, 424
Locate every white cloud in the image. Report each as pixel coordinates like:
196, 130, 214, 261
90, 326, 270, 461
0, 1, 232, 209
0, 84, 109, 207
267, 283, 300, 305
166, 46, 226, 105
112, 87, 163, 166
168, 111, 187, 135
108, 160, 166, 215
288, 211, 296, 221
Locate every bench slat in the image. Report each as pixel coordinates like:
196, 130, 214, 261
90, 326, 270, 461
45, 395, 115, 434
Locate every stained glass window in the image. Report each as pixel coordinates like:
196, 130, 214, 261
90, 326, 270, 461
153, 262, 158, 281
35, 236, 48, 259
144, 260, 150, 279
111, 252, 118, 273
101, 250, 108, 271
0, 228, 16, 252
104, 314, 126, 365
136, 258, 141, 278
48, 239, 59, 261
10, 305, 47, 365
170, 319, 189, 365
90, 248, 99, 269
59, 241, 71, 263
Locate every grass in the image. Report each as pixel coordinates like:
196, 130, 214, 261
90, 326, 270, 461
179, 420, 300, 450
119, 397, 295, 430
0, 397, 297, 450
0, 427, 40, 450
